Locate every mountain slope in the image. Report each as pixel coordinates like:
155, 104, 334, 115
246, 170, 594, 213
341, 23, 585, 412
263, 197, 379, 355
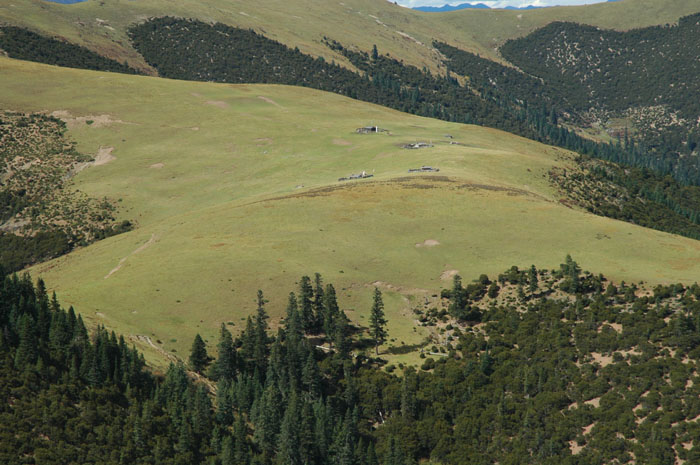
2, 57, 699, 365
1, 0, 699, 72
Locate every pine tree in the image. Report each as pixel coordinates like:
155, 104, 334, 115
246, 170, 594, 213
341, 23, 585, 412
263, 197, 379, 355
216, 380, 234, 425
449, 274, 468, 319
220, 435, 236, 465
189, 333, 209, 373
298, 276, 314, 333
214, 323, 236, 381
323, 284, 340, 342
401, 371, 416, 420
312, 273, 325, 333
277, 392, 301, 465
254, 290, 269, 372
254, 382, 281, 458
285, 292, 302, 342
14, 313, 37, 369
299, 399, 317, 465
528, 265, 538, 294
233, 413, 249, 464
334, 310, 351, 359
369, 288, 387, 355
302, 352, 321, 398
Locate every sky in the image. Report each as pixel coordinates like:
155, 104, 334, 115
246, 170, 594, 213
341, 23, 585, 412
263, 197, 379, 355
396, 0, 609, 8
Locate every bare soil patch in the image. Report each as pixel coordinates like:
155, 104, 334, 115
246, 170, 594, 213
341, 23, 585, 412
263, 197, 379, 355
569, 441, 583, 455
206, 100, 229, 109
150, 163, 165, 169
416, 239, 440, 248
441, 269, 459, 280
93, 146, 115, 166
51, 110, 125, 129
591, 352, 614, 367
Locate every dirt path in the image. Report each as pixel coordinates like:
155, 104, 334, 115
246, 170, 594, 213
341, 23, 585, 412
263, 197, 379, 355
104, 233, 157, 279
258, 95, 284, 108
131, 334, 179, 363
130, 334, 216, 392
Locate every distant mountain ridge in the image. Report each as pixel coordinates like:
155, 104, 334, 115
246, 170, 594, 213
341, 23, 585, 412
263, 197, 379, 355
413, 3, 541, 12
413, 2, 490, 11
413, 0, 620, 13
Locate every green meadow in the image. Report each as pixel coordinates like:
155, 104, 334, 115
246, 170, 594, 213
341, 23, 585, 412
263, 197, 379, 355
2, 57, 700, 366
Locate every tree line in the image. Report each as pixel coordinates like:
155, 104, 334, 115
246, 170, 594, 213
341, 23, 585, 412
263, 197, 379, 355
2, 262, 700, 463
0, 26, 138, 74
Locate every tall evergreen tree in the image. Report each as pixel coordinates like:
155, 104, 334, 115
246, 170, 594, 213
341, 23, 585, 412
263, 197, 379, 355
298, 276, 314, 333
214, 323, 236, 381
528, 265, 539, 294
323, 284, 340, 341
254, 290, 269, 372
312, 273, 325, 333
14, 313, 37, 369
189, 333, 209, 373
277, 392, 301, 465
369, 288, 387, 355
285, 292, 302, 342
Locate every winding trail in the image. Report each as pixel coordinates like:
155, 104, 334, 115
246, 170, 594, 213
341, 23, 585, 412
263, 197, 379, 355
104, 233, 157, 279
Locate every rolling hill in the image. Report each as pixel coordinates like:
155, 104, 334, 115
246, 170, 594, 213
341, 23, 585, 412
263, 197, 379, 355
1, 0, 699, 72
2, 56, 699, 365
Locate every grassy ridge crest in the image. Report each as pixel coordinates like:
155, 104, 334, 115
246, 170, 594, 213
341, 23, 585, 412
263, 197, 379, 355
0, 57, 697, 365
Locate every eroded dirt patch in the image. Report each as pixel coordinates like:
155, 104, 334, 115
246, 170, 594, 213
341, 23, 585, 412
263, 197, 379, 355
206, 100, 229, 109
441, 269, 459, 280
416, 239, 440, 248
93, 146, 116, 166
51, 110, 126, 129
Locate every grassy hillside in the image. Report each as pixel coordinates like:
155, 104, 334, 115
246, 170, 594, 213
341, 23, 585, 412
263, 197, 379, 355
2, 57, 700, 366
1, 0, 698, 73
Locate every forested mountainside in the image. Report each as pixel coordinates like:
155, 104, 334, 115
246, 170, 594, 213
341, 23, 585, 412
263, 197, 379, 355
127, 18, 528, 134
500, 13, 700, 184
3, 262, 700, 464
501, 14, 700, 119
0, 112, 131, 272
551, 156, 700, 241
0, 27, 139, 75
